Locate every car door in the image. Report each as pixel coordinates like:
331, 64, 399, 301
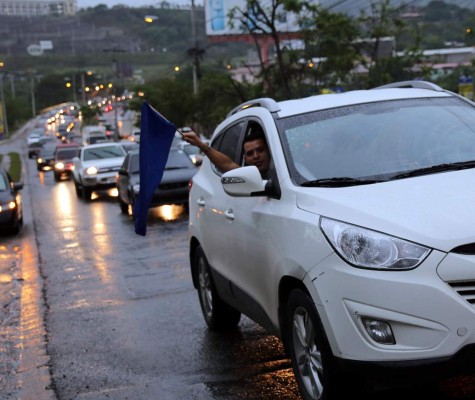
193, 121, 245, 281
117, 154, 132, 203
219, 117, 281, 328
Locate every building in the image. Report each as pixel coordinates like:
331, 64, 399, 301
0, 0, 76, 17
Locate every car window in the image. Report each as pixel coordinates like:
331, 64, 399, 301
130, 154, 140, 174
83, 146, 125, 161
211, 121, 244, 174
0, 173, 7, 191
166, 150, 194, 169
280, 97, 475, 184
57, 149, 79, 159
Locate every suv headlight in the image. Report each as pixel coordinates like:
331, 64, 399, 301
320, 217, 430, 270
85, 166, 98, 175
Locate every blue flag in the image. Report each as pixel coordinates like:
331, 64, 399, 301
134, 101, 176, 236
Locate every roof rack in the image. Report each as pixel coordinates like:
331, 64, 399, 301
372, 80, 444, 91
226, 98, 280, 118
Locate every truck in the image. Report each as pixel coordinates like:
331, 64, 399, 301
81, 125, 108, 146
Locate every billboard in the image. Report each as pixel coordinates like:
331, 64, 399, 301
205, 0, 304, 36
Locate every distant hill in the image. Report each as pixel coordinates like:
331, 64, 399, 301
1, 0, 475, 80
318, 0, 475, 14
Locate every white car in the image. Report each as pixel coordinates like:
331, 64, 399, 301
188, 81, 475, 399
72, 142, 126, 201
26, 128, 45, 145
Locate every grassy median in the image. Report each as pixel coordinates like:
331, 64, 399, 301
0, 152, 22, 182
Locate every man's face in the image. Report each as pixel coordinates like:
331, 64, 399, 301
243, 138, 270, 175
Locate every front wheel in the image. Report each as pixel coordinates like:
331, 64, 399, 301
119, 196, 128, 214
195, 246, 241, 331
83, 187, 92, 201
286, 289, 355, 400
74, 180, 82, 198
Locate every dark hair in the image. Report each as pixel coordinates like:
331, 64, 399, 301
243, 123, 265, 144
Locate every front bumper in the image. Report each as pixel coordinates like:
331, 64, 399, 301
307, 250, 475, 366
82, 173, 118, 189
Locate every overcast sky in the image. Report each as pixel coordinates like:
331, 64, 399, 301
77, 0, 194, 8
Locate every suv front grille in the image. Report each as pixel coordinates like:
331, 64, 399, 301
452, 243, 475, 255
98, 166, 121, 173
447, 281, 475, 306
159, 181, 188, 190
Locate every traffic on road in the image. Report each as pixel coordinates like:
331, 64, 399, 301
0, 93, 475, 400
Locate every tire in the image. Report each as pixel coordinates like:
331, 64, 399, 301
286, 289, 355, 400
195, 246, 241, 331
119, 197, 128, 214
74, 180, 82, 198
54, 173, 61, 182
83, 187, 92, 201
10, 212, 21, 235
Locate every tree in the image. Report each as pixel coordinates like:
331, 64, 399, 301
228, 0, 314, 99
357, 0, 422, 88
302, 8, 360, 91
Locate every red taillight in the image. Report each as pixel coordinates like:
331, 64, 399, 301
188, 179, 193, 189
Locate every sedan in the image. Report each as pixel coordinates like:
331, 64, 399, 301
36, 145, 57, 171
53, 143, 81, 181
117, 148, 197, 215
0, 168, 23, 234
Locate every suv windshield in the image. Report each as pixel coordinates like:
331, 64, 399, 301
280, 97, 475, 185
84, 146, 124, 161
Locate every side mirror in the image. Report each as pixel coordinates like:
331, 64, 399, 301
12, 182, 23, 191
72, 156, 80, 163
221, 166, 267, 197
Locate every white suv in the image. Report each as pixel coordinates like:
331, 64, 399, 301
72, 142, 126, 201
188, 81, 475, 399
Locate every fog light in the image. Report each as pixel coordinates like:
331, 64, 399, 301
361, 317, 395, 345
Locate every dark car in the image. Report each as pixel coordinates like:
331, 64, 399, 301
36, 144, 57, 171
53, 143, 81, 181
0, 168, 23, 234
28, 136, 58, 159
116, 148, 197, 215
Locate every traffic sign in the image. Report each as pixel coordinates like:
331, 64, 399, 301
27, 44, 43, 56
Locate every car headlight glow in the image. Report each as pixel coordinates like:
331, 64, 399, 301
55, 162, 65, 170
320, 217, 430, 270
0, 201, 16, 213
86, 166, 98, 175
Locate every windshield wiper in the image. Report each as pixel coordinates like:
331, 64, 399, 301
390, 160, 475, 180
301, 177, 383, 187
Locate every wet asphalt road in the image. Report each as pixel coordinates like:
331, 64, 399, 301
2, 123, 475, 400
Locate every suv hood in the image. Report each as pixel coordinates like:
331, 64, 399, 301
81, 157, 124, 168
296, 169, 475, 252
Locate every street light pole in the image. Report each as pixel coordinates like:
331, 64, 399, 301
191, 0, 199, 95
30, 74, 36, 117
0, 74, 9, 138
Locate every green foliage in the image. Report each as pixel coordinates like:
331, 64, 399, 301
80, 104, 103, 126
7, 152, 21, 182
304, 9, 361, 89
5, 97, 30, 131
35, 74, 73, 111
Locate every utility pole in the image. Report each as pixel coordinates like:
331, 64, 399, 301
0, 74, 9, 138
30, 74, 36, 117
191, 0, 199, 95
80, 72, 86, 105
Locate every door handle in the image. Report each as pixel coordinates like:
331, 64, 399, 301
197, 197, 205, 207
224, 209, 234, 220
